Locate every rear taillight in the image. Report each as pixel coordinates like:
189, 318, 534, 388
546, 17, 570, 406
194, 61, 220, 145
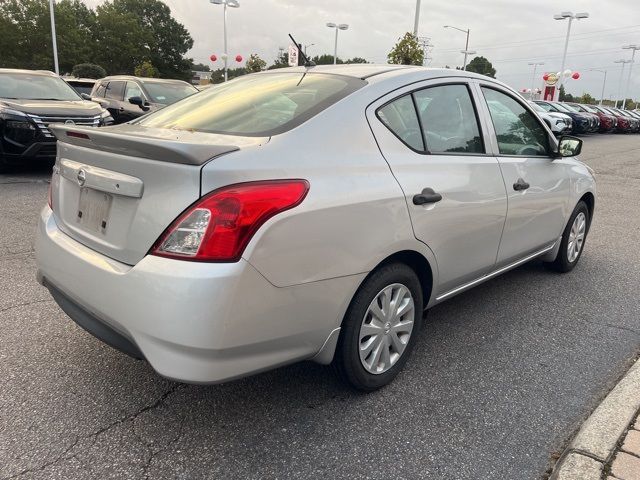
151, 180, 309, 262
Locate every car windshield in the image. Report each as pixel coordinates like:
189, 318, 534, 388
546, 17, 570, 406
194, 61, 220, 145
139, 72, 366, 136
557, 103, 579, 113
529, 102, 546, 113
580, 104, 598, 113
142, 81, 198, 104
0, 72, 81, 101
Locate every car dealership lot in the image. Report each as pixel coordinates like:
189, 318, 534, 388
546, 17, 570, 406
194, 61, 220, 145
1, 134, 639, 479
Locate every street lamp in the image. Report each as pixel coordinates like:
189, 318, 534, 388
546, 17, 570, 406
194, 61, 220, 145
614, 59, 632, 108
304, 43, 315, 56
413, 0, 421, 36
553, 11, 589, 101
210, 0, 240, 82
621, 44, 640, 109
528, 62, 544, 100
48, 0, 59, 74
443, 25, 472, 70
589, 68, 608, 106
326, 23, 349, 65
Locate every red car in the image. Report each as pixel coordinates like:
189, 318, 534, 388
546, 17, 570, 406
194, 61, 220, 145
570, 103, 616, 133
594, 106, 630, 133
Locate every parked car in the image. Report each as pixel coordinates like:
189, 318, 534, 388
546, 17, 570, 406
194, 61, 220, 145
90, 75, 199, 124
0, 69, 113, 171
528, 101, 572, 136
63, 77, 96, 97
568, 103, 615, 133
36, 66, 595, 391
611, 108, 640, 133
559, 102, 599, 133
599, 106, 635, 133
534, 100, 592, 134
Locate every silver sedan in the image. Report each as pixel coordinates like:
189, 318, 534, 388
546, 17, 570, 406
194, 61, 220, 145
36, 65, 595, 391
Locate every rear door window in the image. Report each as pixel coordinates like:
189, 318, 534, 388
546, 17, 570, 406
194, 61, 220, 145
414, 84, 484, 154
105, 81, 125, 101
94, 81, 107, 98
377, 95, 424, 151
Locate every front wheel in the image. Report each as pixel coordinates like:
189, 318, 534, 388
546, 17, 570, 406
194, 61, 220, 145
333, 262, 423, 391
546, 201, 589, 272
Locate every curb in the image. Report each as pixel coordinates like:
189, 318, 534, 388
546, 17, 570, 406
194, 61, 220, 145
550, 358, 640, 479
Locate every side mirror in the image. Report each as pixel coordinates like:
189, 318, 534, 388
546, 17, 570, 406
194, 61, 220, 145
556, 135, 583, 158
128, 96, 144, 107
81, 93, 91, 100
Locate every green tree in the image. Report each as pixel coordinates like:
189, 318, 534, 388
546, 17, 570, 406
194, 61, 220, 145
465, 56, 496, 78
312, 54, 343, 65
558, 85, 574, 102
387, 32, 424, 66
190, 62, 210, 72
72, 63, 106, 78
268, 52, 289, 70
245, 53, 266, 73
95, 0, 193, 79
346, 57, 368, 64
134, 60, 159, 77
578, 92, 596, 104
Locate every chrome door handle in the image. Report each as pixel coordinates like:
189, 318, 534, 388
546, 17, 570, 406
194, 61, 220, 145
513, 178, 530, 191
413, 187, 443, 205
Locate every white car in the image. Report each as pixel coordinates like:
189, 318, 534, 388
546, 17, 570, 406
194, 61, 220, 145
529, 101, 572, 136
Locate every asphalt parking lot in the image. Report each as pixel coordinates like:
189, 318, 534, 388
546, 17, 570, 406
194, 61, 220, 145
1, 134, 639, 480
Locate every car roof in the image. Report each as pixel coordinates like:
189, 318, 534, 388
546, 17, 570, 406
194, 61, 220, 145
100, 75, 193, 85
64, 77, 96, 83
0, 68, 57, 76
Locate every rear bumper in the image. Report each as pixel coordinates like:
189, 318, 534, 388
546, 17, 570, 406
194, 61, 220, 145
36, 207, 361, 383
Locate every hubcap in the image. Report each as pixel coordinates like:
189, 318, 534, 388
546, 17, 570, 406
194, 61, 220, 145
358, 283, 415, 375
567, 212, 586, 263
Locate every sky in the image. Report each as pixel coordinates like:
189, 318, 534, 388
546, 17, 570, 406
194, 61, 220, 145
83, 0, 640, 101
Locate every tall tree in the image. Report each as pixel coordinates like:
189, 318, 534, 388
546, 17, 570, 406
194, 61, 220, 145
312, 54, 344, 65
465, 56, 496, 78
98, 0, 193, 79
388, 32, 424, 66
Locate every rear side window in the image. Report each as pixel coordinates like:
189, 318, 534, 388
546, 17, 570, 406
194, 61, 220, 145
377, 95, 424, 151
93, 81, 107, 98
482, 87, 550, 156
105, 81, 125, 100
138, 72, 366, 136
414, 84, 483, 154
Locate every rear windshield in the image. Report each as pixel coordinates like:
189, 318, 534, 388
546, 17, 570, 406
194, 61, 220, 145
138, 72, 366, 136
143, 81, 198, 104
0, 73, 81, 101
66, 81, 94, 96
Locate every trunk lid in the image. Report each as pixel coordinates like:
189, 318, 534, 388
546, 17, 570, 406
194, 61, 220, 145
49, 124, 268, 265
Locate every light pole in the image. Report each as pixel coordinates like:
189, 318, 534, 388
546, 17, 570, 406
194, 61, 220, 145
326, 23, 349, 65
553, 11, 589, 101
210, 0, 239, 82
48, 0, 59, 74
443, 25, 473, 70
614, 59, 632, 108
528, 62, 544, 100
304, 43, 315, 56
589, 68, 608, 106
413, 0, 421, 36
621, 44, 640, 109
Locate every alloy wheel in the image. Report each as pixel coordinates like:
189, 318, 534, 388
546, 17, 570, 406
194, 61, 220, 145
567, 212, 586, 263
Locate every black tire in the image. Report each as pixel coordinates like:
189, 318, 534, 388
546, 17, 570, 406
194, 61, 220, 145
333, 262, 424, 391
546, 200, 590, 273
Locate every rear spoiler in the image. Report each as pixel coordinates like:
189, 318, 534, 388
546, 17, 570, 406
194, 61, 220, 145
49, 124, 244, 166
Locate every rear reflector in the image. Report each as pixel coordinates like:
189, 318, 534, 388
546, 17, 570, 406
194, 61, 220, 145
151, 180, 309, 262
66, 131, 90, 139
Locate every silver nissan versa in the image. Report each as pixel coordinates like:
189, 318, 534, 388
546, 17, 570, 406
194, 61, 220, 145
35, 65, 596, 391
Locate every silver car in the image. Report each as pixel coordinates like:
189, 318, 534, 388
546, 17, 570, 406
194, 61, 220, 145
529, 100, 572, 136
36, 65, 596, 391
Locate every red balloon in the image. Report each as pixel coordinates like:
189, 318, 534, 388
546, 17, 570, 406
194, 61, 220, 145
542, 73, 549, 81
572, 72, 580, 80
235, 55, 243, 63
210, 54, 217, 62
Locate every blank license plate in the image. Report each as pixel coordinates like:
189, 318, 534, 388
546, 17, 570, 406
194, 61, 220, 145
77, 188, 112, 233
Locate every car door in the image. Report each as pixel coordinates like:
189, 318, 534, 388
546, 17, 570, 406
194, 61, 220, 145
104, 81, 126, 123
367, 81, 507, 297
476, 83, 571, 267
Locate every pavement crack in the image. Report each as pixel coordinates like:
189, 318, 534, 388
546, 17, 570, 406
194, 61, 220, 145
1, 436, 80, 480
0, 299, 53, 314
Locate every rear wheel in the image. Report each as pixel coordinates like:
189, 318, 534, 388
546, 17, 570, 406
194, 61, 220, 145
333, 262, 423, 391
546, 201, 589, 273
